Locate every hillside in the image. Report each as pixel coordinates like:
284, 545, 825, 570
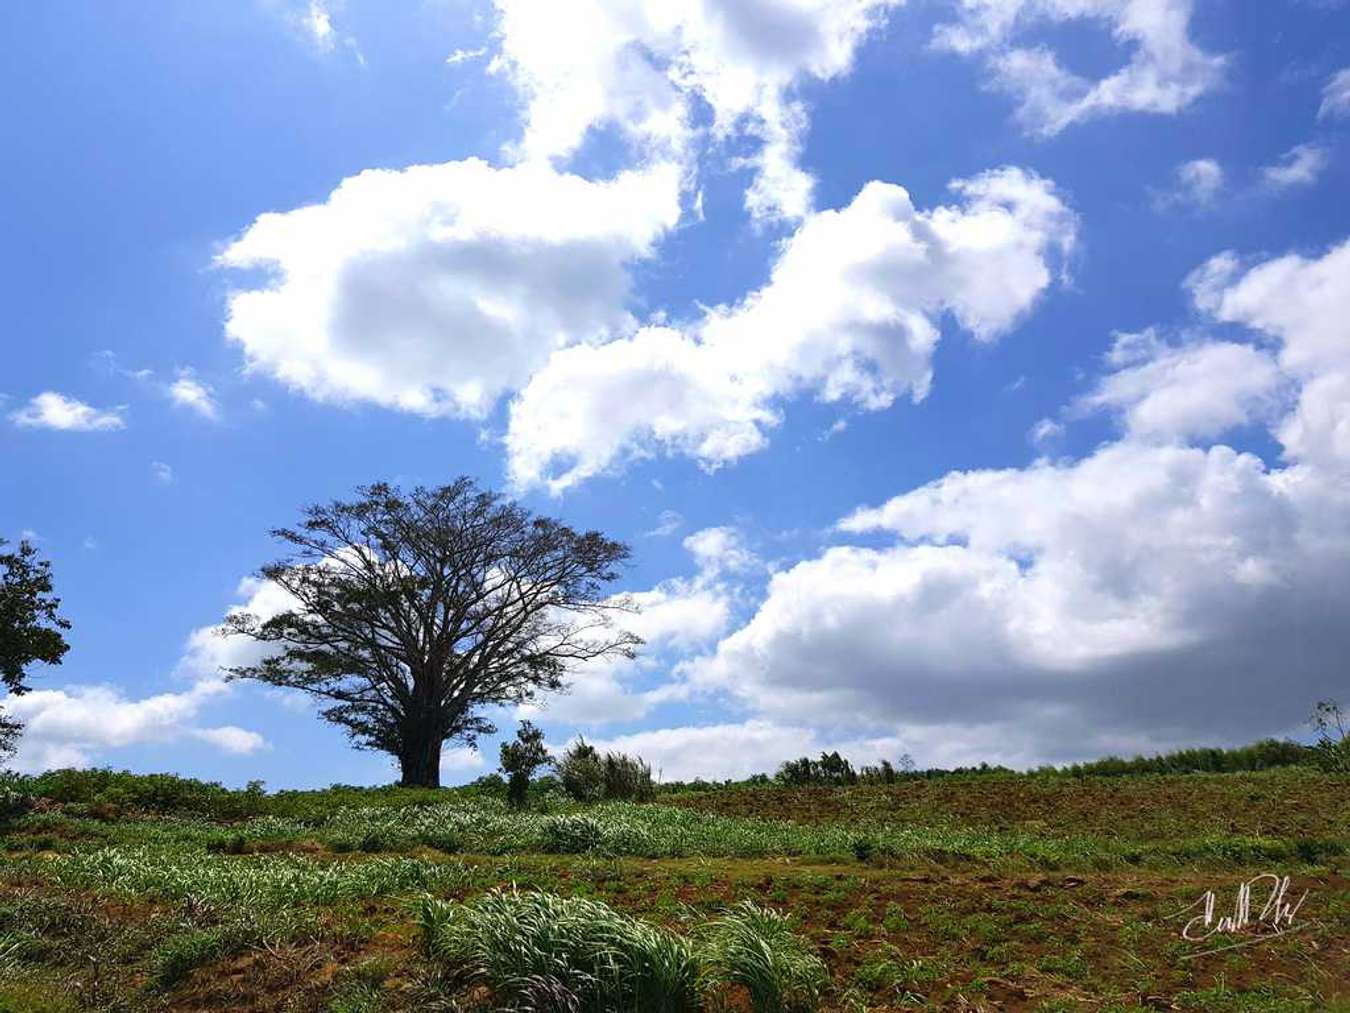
0, 767, 1347, 1011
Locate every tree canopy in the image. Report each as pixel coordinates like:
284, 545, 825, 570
0, 539, 72, 758
224, 479, 638, 786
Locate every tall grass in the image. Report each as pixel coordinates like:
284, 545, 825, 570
46, 847, 465, 908
419, 889, 702, 1012
418, 890, 828, 1012
698, 902, 827, 1013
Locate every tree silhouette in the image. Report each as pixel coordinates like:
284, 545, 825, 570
225, 480, 638, 787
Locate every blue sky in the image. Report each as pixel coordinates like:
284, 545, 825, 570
2, 0, 1349, 787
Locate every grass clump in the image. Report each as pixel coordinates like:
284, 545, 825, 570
418, 890, 829, 1012
698, 901, 828, 1013
419, 889, 702, 1012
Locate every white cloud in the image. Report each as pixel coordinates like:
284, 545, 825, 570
1190, 239, 1350, 470
446, 46, 488, 66
441, 745, 486, 771
680, 236, 1350, 766
192, 725, 268, 754
218, 159, 681, 418
934, 0, 1226, 136
522, 528, 750, 726
647, 510, 685, 537
508, 167, 1076, 491
2, 681, 266, 772
175, 575, 297, 682
1318, 67, 1350, 120
581, 719, 1064, 780
1155, 157, 1224, 208
10, 392, 125, 432
151, 461, 175, 485
1075, 329, 1285, 441
0, 574, 294, 772
1260, 143, 1330, 189
168, 374, 221, 420
489, 0, 902, 220
303, 0, 335, 50
1027, 416, 1063, 449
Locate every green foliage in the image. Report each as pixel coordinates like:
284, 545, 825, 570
149, 909, 316, 990
776, 752, 859, 787
1053, 738, 1314, 777
542, 814, 607, 854
48, 847, 465, 908
603, 750, 656, 802
12, 767, 267, 818
0, 539, 71, 760
558, 739, 656, 803
419, 889, 703, 1012
558, 738, 606, 802
500, 720, 552, 808
1310, 700, 1350, 773
698, 902, 827, 1013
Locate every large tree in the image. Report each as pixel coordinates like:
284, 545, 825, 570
224, 480, 639, 787
0, 539, 72, 759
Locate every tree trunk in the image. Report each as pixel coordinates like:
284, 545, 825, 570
397, 728, 442, 788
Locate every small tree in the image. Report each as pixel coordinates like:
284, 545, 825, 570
1310, 699, 1350, 773
224, 480, 639, 787
500, 721, 551, 808
0, 540, 72, 760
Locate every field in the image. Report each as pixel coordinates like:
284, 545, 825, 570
0, 768, 1348, 1011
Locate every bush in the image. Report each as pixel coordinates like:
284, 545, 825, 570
603, 752, 655, 802
419, 890, 702, 1012
558, 738, 606, 803
776, 752, 858, 787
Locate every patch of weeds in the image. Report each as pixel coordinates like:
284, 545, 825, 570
148, 909, 316, 991
327, 981, 384, 1013
880, 902, 908, 935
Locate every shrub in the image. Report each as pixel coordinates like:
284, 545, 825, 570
603, 751, 655, 802
419, 890, 702, 1012
558, 738, 606, 803
698, 901, 828, 1013
776, 753, 858, 787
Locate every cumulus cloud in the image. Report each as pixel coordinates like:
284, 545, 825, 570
0, 573, 297, 773
151, 461, 175, 485
521, 528, 750, 725
508, 167, 1076, 491
675, 236, 1350, 766
934, 0, 1226, 136
1261, 143, 1330, 190
1074, 329, 1285, 441
489, 0, 902, 221
2, 681, 266, 772
218, 159, 681, 418
10, 392, 125, 432
168, 374, 221, 420
1319, 67, 1350, 120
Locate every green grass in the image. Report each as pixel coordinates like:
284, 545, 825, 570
418, 890, 828, 1013
419, 889, 704, 1012
43, 847, 466, 908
